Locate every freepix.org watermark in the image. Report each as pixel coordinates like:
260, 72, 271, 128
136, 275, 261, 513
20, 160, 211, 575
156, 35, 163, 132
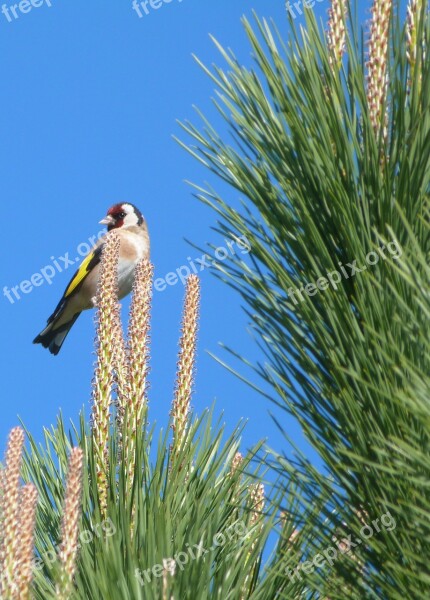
1, 0, 53, 22
131, 0, 183, 19
287, 239, 402, 306
135, 520, 250, 586
3, 234, 251, 305
286, 0, 326, 20
285, 510, 396, 583
3, 230, 106, 305
33, 518, 116, 571
153, 236, 251, 292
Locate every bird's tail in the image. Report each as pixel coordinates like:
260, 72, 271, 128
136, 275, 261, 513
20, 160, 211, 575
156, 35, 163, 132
33, 313, 80, 355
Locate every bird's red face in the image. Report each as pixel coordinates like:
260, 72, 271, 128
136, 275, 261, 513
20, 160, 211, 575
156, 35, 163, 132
100, 203, 143, 231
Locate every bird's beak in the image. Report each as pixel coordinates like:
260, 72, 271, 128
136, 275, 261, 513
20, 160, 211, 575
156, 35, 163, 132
99, 215, 114, 226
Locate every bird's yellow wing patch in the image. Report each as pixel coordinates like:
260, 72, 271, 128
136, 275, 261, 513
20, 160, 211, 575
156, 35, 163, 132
64, 247, 101, 298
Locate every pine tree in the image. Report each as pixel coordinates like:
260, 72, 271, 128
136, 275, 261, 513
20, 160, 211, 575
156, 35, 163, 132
180, 1, 430, 597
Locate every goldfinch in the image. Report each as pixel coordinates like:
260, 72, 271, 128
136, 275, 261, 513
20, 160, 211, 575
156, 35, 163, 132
33, 203, 150, 355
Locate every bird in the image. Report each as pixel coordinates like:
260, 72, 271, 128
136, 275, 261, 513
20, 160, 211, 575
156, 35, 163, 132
33, 203, 150, 355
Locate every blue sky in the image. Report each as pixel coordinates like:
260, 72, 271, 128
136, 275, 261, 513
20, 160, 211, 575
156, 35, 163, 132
0, 0, 371, 469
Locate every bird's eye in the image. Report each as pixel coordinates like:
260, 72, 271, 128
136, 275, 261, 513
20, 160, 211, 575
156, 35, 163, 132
117, 211, 126, 220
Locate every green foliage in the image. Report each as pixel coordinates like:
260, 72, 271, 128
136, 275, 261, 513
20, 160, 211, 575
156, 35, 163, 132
21, 409, 273, 599
180, 2, 430, 598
